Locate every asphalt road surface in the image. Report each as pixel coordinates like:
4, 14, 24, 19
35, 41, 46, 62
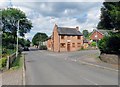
25, 48, 118, 85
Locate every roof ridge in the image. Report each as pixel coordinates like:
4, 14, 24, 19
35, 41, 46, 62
58, 27, 76, 29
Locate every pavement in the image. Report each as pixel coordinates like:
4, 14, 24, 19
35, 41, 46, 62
1, 55, 25, 85
25, 48, 118, 85
2, 68, 23, 85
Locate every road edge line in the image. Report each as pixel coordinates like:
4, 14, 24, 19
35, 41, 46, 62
22, 54, 26, 85
78, 60, 118, 72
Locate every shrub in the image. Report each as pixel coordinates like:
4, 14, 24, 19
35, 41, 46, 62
39, 45, 47, 50
90, 42, 97, 47
0, 57, 7, 69
98, 32, 120, 54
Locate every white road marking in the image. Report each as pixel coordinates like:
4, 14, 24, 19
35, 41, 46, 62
83, 77, 98, 85
78, 60, 118, 72
64, 57, 118, 72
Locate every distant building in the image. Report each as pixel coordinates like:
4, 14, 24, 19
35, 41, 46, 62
47, 24, 88, 52
83, 38, 89, 49
90, 29, 110, 41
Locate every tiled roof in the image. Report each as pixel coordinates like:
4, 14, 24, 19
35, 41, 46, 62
93, 29, 112, 36
57, 27, 83, 36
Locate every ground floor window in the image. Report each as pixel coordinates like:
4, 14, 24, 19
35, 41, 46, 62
72, 43, 75, 47
60, 43, 66, 48
77, 43, 81, 47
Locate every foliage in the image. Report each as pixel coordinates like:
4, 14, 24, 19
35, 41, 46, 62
98, 32, 120, 54
97, 2, 120, 30
39, 45, 47, 50
25, 39, 31, 47
97, 2, 120, 54
11, 54, 23, 70
0, 57, 7, 69
2, 32, 15, 49
32, 32, 48, 46
2, 8, 32, 37
82, 30, 89, 37
2, 48, 15, 56
90, 42, 97, 47
19, 38, 31, 47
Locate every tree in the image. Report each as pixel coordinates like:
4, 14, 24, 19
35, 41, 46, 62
97, 2, 120, 30
25, 39, 31, 47
1, 8, 32, 53
98, 32, 120, 54
2, 8, 32, 39
32, 32, 48, 47
97, 2, 120, 54
82, 30, 89, 37
19, 38, 31, 47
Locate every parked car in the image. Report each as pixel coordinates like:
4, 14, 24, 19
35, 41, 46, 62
23, 46, 29, 51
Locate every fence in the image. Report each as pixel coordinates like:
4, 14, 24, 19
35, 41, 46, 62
6, 53, 16, 69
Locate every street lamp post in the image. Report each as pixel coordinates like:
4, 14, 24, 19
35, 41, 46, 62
95, 29, 98, 49
16, 18, 25, 58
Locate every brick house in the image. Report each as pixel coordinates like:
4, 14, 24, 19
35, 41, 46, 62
90, 29, 110, 41
47, 24, 85, 52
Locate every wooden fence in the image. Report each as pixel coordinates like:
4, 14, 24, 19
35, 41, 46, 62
6, 53, 16, 69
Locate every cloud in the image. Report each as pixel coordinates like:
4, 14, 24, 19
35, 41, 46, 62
0, 1, 103, 41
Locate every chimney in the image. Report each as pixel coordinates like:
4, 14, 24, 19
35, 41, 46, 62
76, 26, 79, 31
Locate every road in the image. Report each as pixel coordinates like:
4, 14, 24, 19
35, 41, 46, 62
25, 48, 118, 85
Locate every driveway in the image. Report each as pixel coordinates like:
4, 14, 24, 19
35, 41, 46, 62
25, 48, 118, 85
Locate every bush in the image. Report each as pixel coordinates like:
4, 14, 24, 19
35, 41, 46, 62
39, 45, 47, 50
90, 42, 97, 47
98, 32, 120, 54
0, 57, 7, 69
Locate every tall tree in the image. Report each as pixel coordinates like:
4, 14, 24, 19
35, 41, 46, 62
32, 32, 48, 47
97, 2, 120, 30
97, 1, 120, 54
2, 8, 32, 38
82, 30, 89, 37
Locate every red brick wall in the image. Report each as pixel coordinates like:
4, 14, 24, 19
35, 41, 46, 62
47, 25, 85, 52
53, 25, 60, 52
59, 35, 83, 52
90, 31, 104, 40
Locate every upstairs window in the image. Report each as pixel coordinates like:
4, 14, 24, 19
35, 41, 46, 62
61, 43, 66, 48
61, 36, 64, 39
77, 36, 81, 39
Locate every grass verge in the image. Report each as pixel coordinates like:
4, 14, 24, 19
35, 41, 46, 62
0, 57, 7, 70
10, 54, 24, 70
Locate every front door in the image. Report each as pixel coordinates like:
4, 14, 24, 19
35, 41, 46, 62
67, 43, 70, 51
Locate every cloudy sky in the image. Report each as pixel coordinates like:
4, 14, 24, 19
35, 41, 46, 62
0, 0, 104, 41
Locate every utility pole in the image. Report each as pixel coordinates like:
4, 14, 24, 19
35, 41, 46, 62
95, 29, 98, 49
16, 18, 25, 58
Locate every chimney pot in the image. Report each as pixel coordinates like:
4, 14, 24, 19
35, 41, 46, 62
76, 26, 79, 31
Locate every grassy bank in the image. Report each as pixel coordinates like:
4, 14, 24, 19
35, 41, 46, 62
10, 54, 24, 70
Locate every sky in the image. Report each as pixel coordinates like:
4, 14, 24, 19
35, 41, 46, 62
0, 0, 104, 41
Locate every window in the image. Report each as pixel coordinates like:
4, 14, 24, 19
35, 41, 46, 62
77, 43, 81, 47
77, 36, 81, 39
61, 43, 66, 48
72, 43, 75, 47
61, 36, 64, 39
